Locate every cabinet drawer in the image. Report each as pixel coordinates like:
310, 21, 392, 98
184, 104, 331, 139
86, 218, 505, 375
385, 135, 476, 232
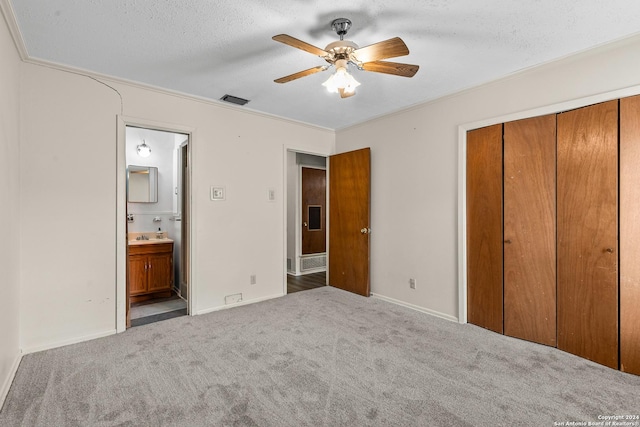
128, 242, 173, 255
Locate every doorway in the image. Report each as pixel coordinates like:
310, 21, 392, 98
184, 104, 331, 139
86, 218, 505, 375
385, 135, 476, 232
125, 126, 191, 327
286, 151, 327, 294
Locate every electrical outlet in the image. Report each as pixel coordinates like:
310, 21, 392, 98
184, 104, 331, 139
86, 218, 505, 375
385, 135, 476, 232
224, 293, 242, 304
409, 278, 416, 289
250, 274, 256, 285
210, 186, 225, 201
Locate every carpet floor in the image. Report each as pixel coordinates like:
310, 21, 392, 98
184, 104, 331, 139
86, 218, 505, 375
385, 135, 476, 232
1, 287, 639, 426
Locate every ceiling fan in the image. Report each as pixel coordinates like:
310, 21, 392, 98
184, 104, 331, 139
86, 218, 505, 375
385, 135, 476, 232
272, 18, 419, 98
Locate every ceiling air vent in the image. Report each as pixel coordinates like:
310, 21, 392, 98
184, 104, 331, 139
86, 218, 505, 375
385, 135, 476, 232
220, 94, 250, 106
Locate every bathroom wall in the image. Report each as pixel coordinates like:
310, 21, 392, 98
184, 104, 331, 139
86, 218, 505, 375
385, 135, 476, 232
126, 127, 179, 234
0, 6, 22, 404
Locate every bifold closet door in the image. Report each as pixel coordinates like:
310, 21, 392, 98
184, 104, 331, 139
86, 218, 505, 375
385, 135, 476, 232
503, 115, 557, 346
620, 95, 640, 375
557, 100, 618, 369
467, 124, 503, 334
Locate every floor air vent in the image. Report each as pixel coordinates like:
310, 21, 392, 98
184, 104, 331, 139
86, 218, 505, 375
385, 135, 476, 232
220, 94, 250, 106
301, 254, 326, 272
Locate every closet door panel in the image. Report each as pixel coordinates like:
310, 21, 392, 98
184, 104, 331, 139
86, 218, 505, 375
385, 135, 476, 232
557, 100, 618, 369
467, 124, 503, 333
503, 115, 557, 346
620, 95, 640, 375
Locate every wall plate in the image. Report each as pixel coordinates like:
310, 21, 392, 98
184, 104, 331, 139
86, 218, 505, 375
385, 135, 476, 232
210, 186, 225, 201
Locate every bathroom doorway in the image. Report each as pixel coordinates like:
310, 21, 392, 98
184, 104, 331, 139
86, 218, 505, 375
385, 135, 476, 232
125, 126, 191, 327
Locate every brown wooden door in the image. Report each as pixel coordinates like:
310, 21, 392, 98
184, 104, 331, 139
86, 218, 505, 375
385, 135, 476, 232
620, 95, 640, 375
503, 115, 557, 346
329, 148, 370, 297
467, 124, 504, 334
557, 100, 618, 369
129, 255, 148, 296
301, 167, 326, 255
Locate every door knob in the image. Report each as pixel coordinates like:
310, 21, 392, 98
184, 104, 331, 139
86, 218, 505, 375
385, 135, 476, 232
360, 228, 371, 234
604, 248, 614, 253
303, 222, 308, 227
504, 239, 512, 244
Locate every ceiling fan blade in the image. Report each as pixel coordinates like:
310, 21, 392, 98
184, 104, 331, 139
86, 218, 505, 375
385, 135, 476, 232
361, 61, 419, 78
272, 34, 328, 57
338, 88, 356, 99
352, 37, 410, 63
274, 66, 329, 84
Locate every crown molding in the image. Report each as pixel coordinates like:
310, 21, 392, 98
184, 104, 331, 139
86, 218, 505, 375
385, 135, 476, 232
30, 55, 336, 132
0, 0, 28, 60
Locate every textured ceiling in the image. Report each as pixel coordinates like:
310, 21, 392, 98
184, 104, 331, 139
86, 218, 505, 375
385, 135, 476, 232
8, 1, 640, 129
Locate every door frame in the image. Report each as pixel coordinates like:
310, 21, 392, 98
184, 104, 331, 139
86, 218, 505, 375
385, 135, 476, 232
283, 147, 331, 295
457, 85, 640, 325
116, 115, 196, 332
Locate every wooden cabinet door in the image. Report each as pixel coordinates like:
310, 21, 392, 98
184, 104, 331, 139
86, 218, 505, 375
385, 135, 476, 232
147, 253, 173, 292
620, 95, 640, 375
467, 124, 503, 333
503, 115, 557, 346
129, 255, 148, 296
557, 100, 618, 369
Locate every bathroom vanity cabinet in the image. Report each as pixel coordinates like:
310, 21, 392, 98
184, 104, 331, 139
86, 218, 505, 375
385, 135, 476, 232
128, 242, 173, 302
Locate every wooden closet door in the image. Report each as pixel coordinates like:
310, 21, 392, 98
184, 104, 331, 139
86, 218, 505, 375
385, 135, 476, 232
467, 124, 503, 334
503, 115, 557, 346
557, 100, 618, 369
620, 95, 640, 375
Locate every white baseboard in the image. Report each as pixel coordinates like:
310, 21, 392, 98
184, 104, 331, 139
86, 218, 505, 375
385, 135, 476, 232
22, 329, 117, 355
0, 350, 22, 408
195, 293, 284, 316
371, 293, 459, 323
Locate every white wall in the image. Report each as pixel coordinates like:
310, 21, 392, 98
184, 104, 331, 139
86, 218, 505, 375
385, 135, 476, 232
0, 5, 22, 404
18, 62, 334, 351
336, 34, 640, 320
20, 65, 121, 351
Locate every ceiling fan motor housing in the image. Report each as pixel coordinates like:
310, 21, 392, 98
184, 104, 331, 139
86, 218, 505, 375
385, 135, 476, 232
324, 40, 359, 65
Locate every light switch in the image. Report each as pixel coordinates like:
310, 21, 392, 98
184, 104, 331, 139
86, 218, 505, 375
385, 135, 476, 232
268, 188, 276, 202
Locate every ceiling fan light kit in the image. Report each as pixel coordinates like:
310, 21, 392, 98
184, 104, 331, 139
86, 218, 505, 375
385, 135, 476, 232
322, 59, 360, 96
273, 18, 419, 99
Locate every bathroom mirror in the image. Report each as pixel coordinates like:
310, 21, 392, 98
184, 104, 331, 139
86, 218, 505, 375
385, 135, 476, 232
127, 165, 158, 203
